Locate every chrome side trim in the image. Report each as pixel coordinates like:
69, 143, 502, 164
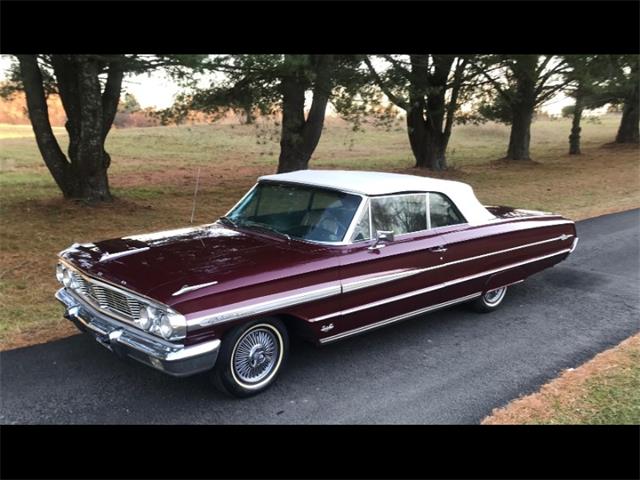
190, 284, 342, 329
342, 268, 422, 293
570, 236, 579, 253
319, 292, 483, 344
311, 247, 571, 322
338, 234, 573, 296
172, 281, 219, 297
188, 236, 573, 329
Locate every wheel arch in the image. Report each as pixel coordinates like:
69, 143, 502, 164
270, 312, 316, 342
483, 266, 526, 293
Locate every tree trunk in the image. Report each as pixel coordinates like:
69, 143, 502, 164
615, 82, 639, 143
16, 55, 77, 196
243, 105, 254, 125
29, 54, 122, 202
407, 110, 447, 170
75, 55, 112, 202
404, 55, 454, 171
506, 104, 534, 160
278, 64, 309, 173
569, 93, 584, 155
101, 60, 124, 171
277, 55, 333, 173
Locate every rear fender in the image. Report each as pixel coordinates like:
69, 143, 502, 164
483, 267, 527, 293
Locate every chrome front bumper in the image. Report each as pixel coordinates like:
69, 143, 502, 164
56, 288, 220, 377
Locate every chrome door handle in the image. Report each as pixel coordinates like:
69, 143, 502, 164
430, 246, 447, 253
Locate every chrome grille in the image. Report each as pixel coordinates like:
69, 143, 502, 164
70, 272, 142, 321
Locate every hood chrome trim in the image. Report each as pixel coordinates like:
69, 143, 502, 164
99, 247, 150, 262
172, 281, 219, 297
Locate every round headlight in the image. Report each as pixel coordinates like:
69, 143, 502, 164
157, 314, 173, 340
136, 308, 152, 330
56, 264, 65, 284
137, 305, 186, 341
136, 306, 159, 331
62, 269, 72, 288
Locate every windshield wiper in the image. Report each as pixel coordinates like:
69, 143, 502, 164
241, 220, 291, 241
218, 216, 238, 228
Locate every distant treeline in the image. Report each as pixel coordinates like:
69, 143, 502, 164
0, 91, 162, 128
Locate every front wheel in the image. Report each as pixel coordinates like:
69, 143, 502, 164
212, 318, 289, 398
471, 286, 508, 313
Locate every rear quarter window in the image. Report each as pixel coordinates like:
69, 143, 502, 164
429, 192, 466, 228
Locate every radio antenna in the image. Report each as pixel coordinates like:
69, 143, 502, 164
190, 167, 201, 224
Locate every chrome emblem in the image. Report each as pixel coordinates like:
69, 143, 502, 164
321, 323, 334, 333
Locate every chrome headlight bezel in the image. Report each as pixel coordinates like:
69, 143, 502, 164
136, 304, 186, 341
56, 263, 65, 284
62, 268, 72, 288
135, 306, 154, 331
149, 309, 186, 341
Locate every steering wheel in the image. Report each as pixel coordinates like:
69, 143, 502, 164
317, 211, 347, 238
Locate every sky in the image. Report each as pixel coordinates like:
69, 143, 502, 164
0, 55, 577, 115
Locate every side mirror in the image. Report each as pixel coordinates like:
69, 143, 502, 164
369, 230, 394, 250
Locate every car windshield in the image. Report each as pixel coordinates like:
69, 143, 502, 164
224, 182, 362, 243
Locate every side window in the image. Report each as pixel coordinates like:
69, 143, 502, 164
429, 192, 466, 228
350, 203, 371, 242
371, 194, 427, 235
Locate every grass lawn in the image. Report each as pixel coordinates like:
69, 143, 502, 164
482, 334, 640, 424
1, 114, 639, 350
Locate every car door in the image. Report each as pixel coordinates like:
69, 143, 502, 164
314, 193, 453, 342
420, 191, 481, 303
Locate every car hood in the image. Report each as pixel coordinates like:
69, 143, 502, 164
60, 223, 331, 307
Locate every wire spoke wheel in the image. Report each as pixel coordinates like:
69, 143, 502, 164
232, 326, 281, 385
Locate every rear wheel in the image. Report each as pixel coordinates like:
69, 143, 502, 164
212, 318, 288, 398
471, 286, 508, 313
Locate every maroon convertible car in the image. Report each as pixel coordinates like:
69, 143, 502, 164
56, 170, 578, 396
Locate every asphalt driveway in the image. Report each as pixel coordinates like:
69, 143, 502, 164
1, 209, 638, 424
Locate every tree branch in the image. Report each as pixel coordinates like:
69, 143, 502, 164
477, 67, 513, 103
444, 58, 467, 140
363, 55, 409, 110
302, 55, 334, 147
101, 59, 124, 139
16, 55, 71, 192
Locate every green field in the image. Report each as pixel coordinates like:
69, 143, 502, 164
1, 115, 639, 349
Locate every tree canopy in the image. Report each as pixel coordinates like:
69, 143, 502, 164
5, 53, 639, 202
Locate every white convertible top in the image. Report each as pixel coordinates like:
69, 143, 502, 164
259, 170, 496, 225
